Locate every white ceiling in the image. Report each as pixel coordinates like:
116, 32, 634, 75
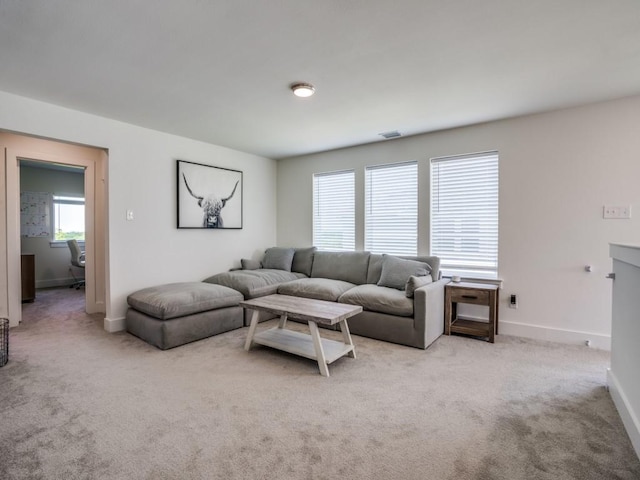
1, 1, 640, 159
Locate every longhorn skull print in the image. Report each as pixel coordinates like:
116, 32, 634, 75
183, 173, 239, 228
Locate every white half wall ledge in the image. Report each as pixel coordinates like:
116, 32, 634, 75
104, 316, 125, 333
608, 368, 640, 460
499, 321, 611, 351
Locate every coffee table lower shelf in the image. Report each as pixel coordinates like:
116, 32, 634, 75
253, 327, 354, 364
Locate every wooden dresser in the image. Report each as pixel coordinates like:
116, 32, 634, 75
21, 253, 35, 303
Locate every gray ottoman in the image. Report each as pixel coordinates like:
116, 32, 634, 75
126, 282, 243, 350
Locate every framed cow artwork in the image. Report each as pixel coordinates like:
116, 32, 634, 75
177, 160, 243, 229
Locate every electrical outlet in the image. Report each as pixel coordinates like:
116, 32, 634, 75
603, 205, 632, 219
603, 206, 619, 218
126, 210, 134, 221
509, 294, 518, 309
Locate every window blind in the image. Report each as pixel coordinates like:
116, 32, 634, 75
313, 170, 355, 251
430, 152, 499, 278
365, 161, 417, 255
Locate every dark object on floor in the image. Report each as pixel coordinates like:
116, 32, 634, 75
0, 317, 8, 367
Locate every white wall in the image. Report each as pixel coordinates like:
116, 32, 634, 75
277, 95, 640, 349
0, 90, 277, 330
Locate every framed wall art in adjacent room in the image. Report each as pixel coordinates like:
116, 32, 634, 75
177, 160, 243, 229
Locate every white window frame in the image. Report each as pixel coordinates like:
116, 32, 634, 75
365, 161, 418, 255
51, 193, 85, 246
430, 151, 499, 279
312, 170, 355, 251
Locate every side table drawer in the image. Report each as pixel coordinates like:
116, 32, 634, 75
449, 287, 489, 305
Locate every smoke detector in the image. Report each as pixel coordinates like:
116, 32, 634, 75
379, 130, 402, 139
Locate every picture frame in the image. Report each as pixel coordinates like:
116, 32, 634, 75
177, 160, 243, 229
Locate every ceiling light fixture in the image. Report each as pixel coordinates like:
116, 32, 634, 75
291, 83, 315, 98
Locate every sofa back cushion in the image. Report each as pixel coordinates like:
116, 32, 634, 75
311, 251, 370, 285
262, 247, 295, 271
291, 247, 317, 277
367, 254, 440, 283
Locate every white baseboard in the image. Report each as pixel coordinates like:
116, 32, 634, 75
607, 369, 640, 460
498, 320, 611, 350
104, 316, 125, 333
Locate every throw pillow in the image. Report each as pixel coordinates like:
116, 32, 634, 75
405, 275, 433, 297
262, 247, 295, 272
377, 255, 431, 290
241, 258, 262, 270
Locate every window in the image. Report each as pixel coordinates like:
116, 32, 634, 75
313, 170, 355, 251
430, 152, 499, 279
52, 195, 85, 241
365, 161, 418, 255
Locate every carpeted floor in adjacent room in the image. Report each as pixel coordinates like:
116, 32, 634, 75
1, 287, 639, 480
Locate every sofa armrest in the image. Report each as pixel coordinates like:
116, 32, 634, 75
413, 278, 448, 349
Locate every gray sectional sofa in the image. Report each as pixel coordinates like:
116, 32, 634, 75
204, 247, 447, 349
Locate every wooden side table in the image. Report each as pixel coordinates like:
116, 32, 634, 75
444, 282, 499, 343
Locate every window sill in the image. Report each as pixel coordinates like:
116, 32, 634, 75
50, 241, 85, 249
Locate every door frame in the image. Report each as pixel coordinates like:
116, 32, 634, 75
4, 145, 106, 326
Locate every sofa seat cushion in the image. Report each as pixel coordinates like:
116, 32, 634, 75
203, 269, 306, 298
127, 282, 243, 320
278, 278, 356, 302
338, 284, 414, 317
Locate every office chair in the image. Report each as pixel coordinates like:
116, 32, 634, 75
67, 239, 85, 289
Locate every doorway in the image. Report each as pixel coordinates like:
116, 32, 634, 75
1, 132, 107, 327
20, 160, 86, 294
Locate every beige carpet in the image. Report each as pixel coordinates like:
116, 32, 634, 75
1, 287, 639, 480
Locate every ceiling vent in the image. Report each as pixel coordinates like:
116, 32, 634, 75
379, 130, 402, 139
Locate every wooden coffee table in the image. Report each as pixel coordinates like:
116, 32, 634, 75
241, 294, 362, 377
